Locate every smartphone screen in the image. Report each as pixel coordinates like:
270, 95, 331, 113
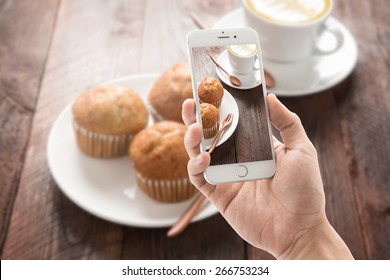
191, 43, 273, 166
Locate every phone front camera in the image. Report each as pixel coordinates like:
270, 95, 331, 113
234, 35, 237, 38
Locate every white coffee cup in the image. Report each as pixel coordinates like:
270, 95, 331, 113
243, 0, 343, 62
227, 44, 257, 75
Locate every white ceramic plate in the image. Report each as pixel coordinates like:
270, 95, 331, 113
214, 9, 358, 97
216, 50, 262, 90
202, 89, 239, 149
47, 74, 218, 227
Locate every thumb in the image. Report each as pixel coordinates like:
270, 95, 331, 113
267, 94, 311, 149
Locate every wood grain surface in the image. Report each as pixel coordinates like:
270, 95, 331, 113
210, 83, 273, 165
0, 0, 389, 260
0, 0, 60, 253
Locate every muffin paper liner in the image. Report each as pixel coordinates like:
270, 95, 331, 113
73, 121, 133, 157
203, 121, 219, 139
135, 172, 197, 203
212, 99, 222, 108
199, 98, 222, 109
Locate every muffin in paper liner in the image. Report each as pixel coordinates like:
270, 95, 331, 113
130, 121, 197, 203
135, 172, 197, 203
72, 85, 148, 158
200, 102, 220, 139
73, 121, 133, 158
198, 76, 224, 108
203, 121, 219, 139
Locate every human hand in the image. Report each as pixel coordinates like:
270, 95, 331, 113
182, 94, 353, 259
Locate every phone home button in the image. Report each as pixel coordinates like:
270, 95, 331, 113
236, 165, 248, 178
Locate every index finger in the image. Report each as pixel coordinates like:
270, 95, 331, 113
182, 99, 197, 127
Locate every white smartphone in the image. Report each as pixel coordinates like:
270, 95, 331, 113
187, 28, 275, 184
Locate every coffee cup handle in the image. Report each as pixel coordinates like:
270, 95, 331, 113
314, 20, 344, 56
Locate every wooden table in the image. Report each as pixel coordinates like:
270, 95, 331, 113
1, 0, 389, 260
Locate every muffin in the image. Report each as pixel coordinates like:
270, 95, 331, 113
148, 62, 193, 123
200, 103, 220, 139
198, 76, 224, 108
129, 121, 197, 203
72, 85, 148, 158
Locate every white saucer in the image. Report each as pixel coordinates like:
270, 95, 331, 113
47, 74, 218, 227
215, 50, 262, 90
214, 9, 358, 97
202, 88, 239, 149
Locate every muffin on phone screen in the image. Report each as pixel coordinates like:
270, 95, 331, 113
198, 76, 224, 108
200, 103, 220, 139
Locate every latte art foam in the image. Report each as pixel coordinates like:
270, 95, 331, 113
247, 0, 331, 24
228, 44, 257, 57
